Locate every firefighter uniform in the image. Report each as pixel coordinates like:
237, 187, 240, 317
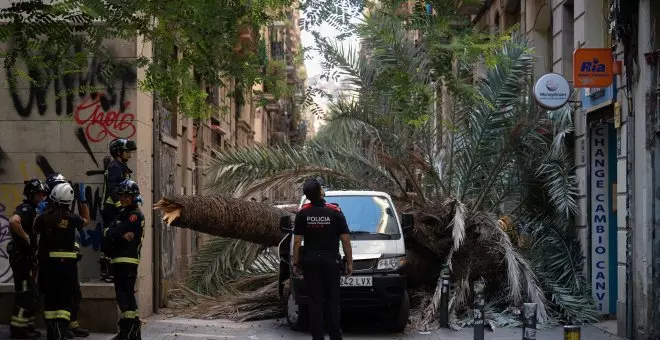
100, 139, 136, 281
294, 199, 350, 340
104, 180, 144, 340
35, 182, 84, 340
42, 174, 90, 338
9, 201, 40, 338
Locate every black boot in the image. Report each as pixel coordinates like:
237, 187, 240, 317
45, 320, 67, 340
110, 319, 129, 340
126, 318, 141, 340
27, 324, 42, 338
10, 327, 39, 339
68, 322, 89, 338
70, 327, 89, 338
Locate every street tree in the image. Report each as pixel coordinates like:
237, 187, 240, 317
154, 2, 598, 329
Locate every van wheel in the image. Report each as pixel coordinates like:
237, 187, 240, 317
389, 291, 410, 333
286, 292, 308, 331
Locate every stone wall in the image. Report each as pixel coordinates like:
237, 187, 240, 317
0, 38, 139, 282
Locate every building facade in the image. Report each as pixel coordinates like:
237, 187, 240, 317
473, 0, 660, 338
0, 3, 307, 332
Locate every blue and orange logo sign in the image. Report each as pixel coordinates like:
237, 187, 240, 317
573, 48, 613, 88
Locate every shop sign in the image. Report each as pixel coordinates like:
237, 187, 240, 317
533, 73, 570, 110
574, 48, 613, 88
590, 124, 611, 315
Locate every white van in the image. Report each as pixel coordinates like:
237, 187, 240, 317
277, 190, 414, 333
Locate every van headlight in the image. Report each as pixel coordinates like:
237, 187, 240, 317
377, 256, 406, 270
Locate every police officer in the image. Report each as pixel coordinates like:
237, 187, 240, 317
104, 179, 144, 340
292, 178, 353, 340
40, 173, 91, 339
34, 183, 90, 340
8, 178, 48, 339
100, 138, 137, 282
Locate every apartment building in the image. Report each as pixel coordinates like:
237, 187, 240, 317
0, 4, 307, 333
473, 0, 660, 338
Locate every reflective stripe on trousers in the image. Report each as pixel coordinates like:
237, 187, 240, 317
121, 310, 140, 319
44, 310, 71, 321
49, 252, 77, 259
111, 257, 139, 265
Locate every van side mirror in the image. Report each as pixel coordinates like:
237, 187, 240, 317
280, 215, 293, 233
401, 213, 414, 231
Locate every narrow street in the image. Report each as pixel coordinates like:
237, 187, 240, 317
1, 317, 623, 340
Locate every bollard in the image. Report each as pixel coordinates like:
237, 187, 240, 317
564, 325, 581, 340
473, 278, 485, 340
521, 303, 537, 340
439, 265, 450, 328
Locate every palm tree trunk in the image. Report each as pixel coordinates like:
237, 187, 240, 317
154, 195, 293, 246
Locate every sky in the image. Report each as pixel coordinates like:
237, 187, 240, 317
299, 12, 361, 80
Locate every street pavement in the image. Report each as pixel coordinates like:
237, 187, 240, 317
1, 315, 624, 340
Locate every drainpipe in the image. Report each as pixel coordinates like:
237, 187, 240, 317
152, 93, 162, 314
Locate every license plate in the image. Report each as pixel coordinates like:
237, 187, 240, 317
340, 276, 373, 287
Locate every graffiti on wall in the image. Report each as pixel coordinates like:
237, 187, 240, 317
0, 204, 12, 283
1, 41, 139, 281
5, 43, 138, 143
0, 130, 115, 280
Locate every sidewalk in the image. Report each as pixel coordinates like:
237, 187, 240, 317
1, 317, 625, 340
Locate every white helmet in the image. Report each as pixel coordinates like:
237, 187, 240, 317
50, 183, 75, 205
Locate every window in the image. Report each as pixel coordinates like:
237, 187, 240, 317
303, 195, 400, 235
162, 46, 179, 137
211, 118, 222, 148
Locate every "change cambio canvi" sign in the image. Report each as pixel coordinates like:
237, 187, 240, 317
590, 125, 610, 314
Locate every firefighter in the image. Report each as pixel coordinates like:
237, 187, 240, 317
40, 173, 91, 338
100, 138, 137, 282
104, 179, 144, 340
292, 178, 353, 340
8, 178, 48, 339
34, 183, 90, 340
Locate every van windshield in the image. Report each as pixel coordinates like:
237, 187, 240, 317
303, 195, 400, 235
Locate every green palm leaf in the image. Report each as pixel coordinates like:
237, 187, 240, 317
186, 236, 278, 297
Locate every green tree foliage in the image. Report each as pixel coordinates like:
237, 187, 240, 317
0, 0, 359, 119
202, 2, 598, 326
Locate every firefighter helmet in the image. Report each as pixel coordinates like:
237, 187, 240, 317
109, 138, 137, 158
118, 179, 140, 196
49, 183, 75, 205
23, 178, 48, 197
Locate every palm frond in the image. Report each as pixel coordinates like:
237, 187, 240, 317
527, 215, 600, 324
187, 236, 278, 297
204, 141, 399, 198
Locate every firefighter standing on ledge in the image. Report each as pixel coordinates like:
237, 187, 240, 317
292, 178, 353, 340
104, 179, 144, 340
100, 138, 137, 282
40, 173, 91, 339
8, 178, 48, 339
35, 182, 90, 340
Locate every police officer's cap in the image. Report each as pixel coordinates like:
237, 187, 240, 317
302, 178, 322, 198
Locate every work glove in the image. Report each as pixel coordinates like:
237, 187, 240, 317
37, 201, 48, 214
135, 195, 144, 206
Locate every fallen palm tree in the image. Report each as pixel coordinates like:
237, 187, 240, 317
154, 33, 599, 330
156, 195, 292, 246
154, 194, 559, 329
